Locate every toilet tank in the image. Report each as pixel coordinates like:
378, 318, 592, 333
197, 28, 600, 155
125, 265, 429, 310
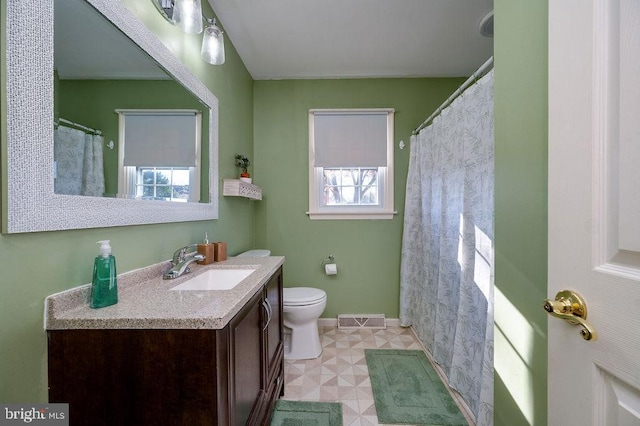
236, 249, 271, 257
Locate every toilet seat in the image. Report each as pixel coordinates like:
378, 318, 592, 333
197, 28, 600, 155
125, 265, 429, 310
283, 287, 326, 306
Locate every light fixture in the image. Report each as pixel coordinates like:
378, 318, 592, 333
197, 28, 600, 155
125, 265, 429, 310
172, 0, 203, 34
201, 18, 225, 65
153, 0, 226, 65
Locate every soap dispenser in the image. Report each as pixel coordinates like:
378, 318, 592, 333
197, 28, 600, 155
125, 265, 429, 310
90, 240, 118, 309
197, 232, 215, 265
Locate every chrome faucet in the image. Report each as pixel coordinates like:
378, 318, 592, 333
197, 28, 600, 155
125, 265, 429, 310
163, 244, 205, 279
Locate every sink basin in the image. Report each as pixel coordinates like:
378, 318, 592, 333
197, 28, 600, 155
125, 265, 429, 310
170, 269, 256, 291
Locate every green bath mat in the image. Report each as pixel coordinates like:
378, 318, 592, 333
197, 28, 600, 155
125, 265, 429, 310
365, 349, 467, 425
270, 400, 343, 426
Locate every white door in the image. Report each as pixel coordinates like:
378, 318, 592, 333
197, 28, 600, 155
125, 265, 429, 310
548, 0, 640, 424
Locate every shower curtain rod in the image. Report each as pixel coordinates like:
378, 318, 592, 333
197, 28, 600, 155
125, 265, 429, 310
413, 56, 494, 135
55, 117, 102, 135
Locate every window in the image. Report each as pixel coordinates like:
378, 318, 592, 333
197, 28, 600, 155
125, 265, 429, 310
308, 109, 395, 220
116, 109, 201, 202
135, 167, 192, 202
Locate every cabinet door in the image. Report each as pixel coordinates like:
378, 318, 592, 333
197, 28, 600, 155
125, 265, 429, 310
264, 267, 283, 385
229, 290, 264, 425
48, 329, 219, 425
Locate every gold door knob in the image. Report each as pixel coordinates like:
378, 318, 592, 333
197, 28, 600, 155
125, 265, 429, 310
543, 290, 598, 341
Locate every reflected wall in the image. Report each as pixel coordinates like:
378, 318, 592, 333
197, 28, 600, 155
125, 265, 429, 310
57, 79, 209, 199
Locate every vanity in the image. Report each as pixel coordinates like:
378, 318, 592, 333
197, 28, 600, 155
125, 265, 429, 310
45, 256, 284, 425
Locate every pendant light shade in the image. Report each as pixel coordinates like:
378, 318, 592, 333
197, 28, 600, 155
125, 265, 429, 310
172, 0, 203, 34
155, 0, 226, 65
201, 21, 225, 65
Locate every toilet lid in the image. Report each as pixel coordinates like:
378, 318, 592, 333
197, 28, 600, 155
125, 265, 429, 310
236, 249, 271, 257
283, 287, 327, 306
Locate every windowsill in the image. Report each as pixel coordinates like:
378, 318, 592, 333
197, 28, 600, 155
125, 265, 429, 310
306, 210, 397, 220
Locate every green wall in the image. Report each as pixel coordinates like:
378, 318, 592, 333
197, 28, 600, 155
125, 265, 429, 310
58, 79, 209, 197
0, 0, 255, 402
494, 0, 548, 424
253, 78, 463, 318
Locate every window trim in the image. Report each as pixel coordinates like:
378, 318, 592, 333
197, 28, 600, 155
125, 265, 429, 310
307, 108, 396, 220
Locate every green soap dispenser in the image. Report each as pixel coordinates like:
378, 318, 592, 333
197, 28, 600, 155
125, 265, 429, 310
90, 240, 118, 309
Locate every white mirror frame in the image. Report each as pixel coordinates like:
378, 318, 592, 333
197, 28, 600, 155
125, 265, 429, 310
4, 0, 219, 233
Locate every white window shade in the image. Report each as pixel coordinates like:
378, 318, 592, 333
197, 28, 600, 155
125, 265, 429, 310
122, 112, 197, 167
313, 112, 388, 167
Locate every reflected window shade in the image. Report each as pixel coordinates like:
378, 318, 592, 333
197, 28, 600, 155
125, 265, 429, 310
313, 113, 388, 167
123, 114, 196, 167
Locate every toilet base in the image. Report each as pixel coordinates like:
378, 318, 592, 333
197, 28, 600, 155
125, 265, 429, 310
283, 321, 322, 360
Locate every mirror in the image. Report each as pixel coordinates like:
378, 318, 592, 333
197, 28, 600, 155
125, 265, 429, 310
54, 0, 208, 202
4, 0, 219, 233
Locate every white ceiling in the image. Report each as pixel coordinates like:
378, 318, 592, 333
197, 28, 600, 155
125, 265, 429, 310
55, 0, 493, 81
207, 0, 494, 80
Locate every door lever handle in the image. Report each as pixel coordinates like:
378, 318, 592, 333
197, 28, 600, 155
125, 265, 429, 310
543, 290, 598, 341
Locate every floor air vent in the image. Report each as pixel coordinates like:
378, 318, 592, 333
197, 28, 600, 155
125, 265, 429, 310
337, 314, 386, 330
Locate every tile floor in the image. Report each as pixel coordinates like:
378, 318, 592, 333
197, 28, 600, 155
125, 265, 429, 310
282, 325, 473, 426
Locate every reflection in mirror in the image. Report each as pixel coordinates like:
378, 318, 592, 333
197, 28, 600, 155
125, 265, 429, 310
4, 0, 219, 233
115, 109, 202, 202
152, 0, 177, 22
53, 0, 209, 203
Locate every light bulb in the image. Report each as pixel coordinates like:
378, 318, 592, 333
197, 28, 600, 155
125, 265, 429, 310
201, 23, 225, 65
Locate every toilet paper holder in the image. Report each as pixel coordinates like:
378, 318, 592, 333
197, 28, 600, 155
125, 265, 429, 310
321, 255, 338, 275
321, 255, 335, 267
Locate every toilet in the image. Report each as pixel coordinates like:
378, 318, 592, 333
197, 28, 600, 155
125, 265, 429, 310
237, 250, 327, 360
281, 287, 327, 359
236, 249, 272, 258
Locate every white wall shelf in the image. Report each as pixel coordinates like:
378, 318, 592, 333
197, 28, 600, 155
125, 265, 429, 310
222, 179, 262, 200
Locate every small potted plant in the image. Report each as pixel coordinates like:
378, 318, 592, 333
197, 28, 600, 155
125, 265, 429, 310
235, 154, 251, 183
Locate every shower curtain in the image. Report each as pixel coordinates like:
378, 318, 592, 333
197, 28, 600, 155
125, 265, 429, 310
400, 70, 494, 426
54, 125, 105, 197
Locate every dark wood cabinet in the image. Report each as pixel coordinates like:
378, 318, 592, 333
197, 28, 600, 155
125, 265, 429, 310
227, 269, 284, 425
47, 266, 284, 426
229, 289, 264, 425
259, 268, 284, 424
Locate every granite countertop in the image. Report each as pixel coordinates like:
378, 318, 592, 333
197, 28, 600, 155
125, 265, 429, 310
45, 256, 285, 330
